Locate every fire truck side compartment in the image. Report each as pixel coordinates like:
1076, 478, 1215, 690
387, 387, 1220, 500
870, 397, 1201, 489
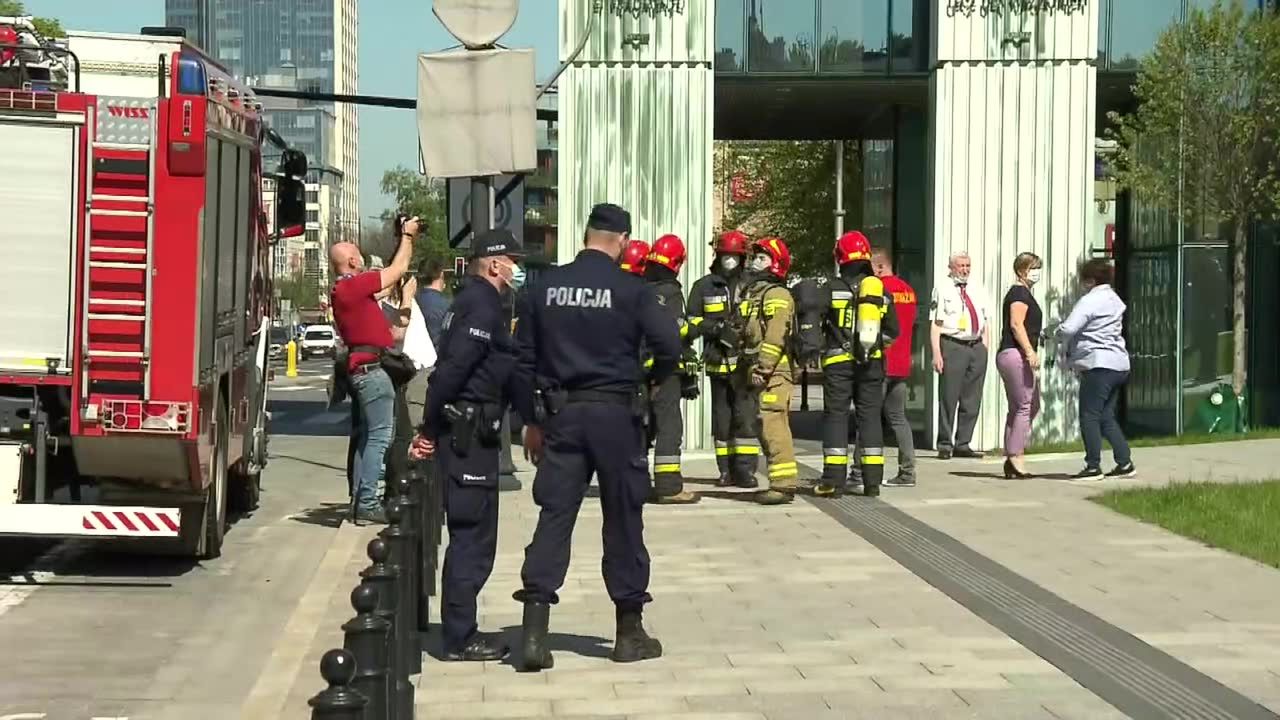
0, 119, 79, 376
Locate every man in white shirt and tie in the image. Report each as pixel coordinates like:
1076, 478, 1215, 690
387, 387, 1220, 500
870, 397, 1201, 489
930, 251, 990, 459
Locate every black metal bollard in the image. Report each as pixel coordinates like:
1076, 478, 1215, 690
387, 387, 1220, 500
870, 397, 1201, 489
396, 475, 421, 595
411, 460, 434, 634
379, 502, 422, 676
343, 584, 390, 720
360, 538, 406, 720
308, 648, 368, 720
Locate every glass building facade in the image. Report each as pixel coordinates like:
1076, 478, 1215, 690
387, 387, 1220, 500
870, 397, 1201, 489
707, 0, 1280, 437
165, 0, 359, 236
1106, 1, 1280, 433
715, 0, 927, 75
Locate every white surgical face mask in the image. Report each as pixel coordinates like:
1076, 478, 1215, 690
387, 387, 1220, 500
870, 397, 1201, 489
1027, 268, 1042, 285
720, 255, 740, 272
750, 253, 773, 273
497, 260, 525, 290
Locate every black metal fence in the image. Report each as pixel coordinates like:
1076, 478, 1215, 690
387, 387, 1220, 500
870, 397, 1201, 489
309, 461, 443, 720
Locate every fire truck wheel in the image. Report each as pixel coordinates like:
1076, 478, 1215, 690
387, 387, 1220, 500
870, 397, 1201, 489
201, 400, 229, 559
229, 464, 261, 514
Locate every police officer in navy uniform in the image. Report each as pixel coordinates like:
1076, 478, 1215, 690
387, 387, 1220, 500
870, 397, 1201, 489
512, 203, 681, 671
409, 228, 526, 662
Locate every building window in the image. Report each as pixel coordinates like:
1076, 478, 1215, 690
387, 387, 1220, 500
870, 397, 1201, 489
747, 1, 817, 72
306, 209, 319, 223
819, 0, 890, 74
715, 0, 746, 72
1100, 0, 1184, 70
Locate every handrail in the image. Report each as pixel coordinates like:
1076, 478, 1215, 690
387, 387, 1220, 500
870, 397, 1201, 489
0, 42, 81, 92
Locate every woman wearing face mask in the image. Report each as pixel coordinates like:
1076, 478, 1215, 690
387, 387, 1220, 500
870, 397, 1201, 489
996, 252, 1044, 478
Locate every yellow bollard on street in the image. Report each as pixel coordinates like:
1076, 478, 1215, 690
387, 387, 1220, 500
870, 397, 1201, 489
286, 340, 298, 377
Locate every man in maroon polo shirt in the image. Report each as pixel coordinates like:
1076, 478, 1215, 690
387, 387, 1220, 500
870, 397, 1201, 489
330, 216, 419, 523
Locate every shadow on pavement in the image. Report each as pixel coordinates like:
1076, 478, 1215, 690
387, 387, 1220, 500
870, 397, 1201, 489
289, 502, 350, 528
693, 489, 764, 504
681, 476, 724, 487
6, 548, 199, 586
497, 626, 614, 663
949, 470, 1078, 481
273, 453, 347, 475
268, 399, 352, 438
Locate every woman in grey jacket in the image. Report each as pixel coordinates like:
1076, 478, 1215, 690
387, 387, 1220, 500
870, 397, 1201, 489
1057, 259, 1136, 480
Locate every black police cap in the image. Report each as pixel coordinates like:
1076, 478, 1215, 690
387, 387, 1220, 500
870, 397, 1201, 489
586, 203, 631, 234
469, 228, 524, 260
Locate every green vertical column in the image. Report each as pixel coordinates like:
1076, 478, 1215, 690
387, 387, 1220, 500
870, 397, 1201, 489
557, 0, 715, 451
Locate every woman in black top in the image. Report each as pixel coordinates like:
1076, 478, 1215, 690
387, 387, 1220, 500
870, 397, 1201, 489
995, 252, 1044, 478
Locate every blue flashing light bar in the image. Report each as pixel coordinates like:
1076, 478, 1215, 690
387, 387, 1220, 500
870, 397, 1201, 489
176, 54, 207, 96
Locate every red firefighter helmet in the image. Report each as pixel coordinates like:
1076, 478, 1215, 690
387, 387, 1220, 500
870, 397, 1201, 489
649, 233, 687, 272
620, 239, 650, 275
753, 236, 792, 279
712, 230, 749, 255
834, 230, 872, 266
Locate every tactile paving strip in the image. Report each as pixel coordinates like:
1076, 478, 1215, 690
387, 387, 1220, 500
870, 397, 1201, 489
808, 493, 1278, 720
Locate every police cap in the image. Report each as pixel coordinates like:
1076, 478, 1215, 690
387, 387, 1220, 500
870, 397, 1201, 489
469, 228, 524, 259
586, 203, 631, 234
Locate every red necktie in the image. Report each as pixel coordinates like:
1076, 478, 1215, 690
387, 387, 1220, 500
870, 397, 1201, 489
959, 284, 979, 336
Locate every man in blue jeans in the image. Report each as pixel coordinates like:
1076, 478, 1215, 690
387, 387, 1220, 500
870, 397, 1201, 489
1058, 258, 1136, 480
330, 216, 420, 523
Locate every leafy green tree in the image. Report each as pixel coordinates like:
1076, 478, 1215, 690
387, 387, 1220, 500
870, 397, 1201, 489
274, 271, 320, 310
1107, 0, 1280, 400
0, 1, 64, 38
714, 141, 860, 278
376, 166, 455, 271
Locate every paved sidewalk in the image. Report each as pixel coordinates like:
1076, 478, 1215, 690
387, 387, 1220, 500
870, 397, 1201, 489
414, 473, 1117, 720
280, 438, 1280, 719
892, 439, 1280, 715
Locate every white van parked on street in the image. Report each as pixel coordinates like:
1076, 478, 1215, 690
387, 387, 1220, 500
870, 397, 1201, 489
299, 325, 337, 360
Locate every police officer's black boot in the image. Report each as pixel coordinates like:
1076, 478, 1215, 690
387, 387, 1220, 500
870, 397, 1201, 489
610, 607, 663, 663
518, 601, 554, 672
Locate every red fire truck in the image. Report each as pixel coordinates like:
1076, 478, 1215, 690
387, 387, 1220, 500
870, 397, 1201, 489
0, 27, 307, 558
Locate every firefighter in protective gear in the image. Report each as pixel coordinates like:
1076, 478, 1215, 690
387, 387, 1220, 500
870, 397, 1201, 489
686, 230, 755, 486
621, 239, 650, 275
643, 234, 699, 505
737, 237, 799, 505
806, 231, 899, 498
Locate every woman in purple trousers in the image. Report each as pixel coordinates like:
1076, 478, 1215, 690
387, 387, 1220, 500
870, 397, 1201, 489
996, 252, 1044, 478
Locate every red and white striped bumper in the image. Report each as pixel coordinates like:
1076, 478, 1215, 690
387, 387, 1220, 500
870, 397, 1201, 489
0, 505, 182, 539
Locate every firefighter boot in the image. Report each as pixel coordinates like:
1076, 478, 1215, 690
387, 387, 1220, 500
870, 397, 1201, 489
729, 450, 760, 489
860, 463, 883, 497
813, 480, 845, 498
654, 490, 700, 505
652, 469, 700, 505
756, 489, 795, 506
610, 608, 663, 663
519, 602, 554, 672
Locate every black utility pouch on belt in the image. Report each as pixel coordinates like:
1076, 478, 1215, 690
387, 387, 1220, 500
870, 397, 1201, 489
443, 403, 476, 457
476, 403, 503, 445
351, 344, 415, 386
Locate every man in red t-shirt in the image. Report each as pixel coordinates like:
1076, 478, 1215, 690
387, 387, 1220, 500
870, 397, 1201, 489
330, 216, 419, 523
873, 248, 918, 487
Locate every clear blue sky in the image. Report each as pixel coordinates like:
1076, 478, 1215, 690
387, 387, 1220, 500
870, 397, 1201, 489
35, 0, 558, 217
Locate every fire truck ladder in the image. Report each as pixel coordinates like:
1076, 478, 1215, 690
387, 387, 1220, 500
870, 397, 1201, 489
80, 101, 157, 402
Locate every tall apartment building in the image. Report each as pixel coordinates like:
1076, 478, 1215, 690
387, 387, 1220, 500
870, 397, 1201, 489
164, 0, 358, 239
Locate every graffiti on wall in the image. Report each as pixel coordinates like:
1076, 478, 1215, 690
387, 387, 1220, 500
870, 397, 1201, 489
944, 0, 1088, 17
609, 0, 687, 18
